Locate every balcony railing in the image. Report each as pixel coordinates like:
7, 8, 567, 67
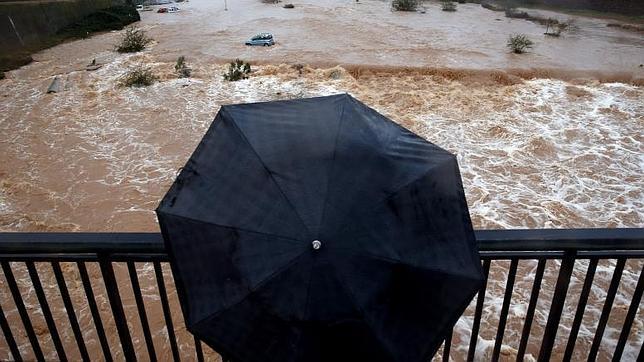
0, 229, 642, 361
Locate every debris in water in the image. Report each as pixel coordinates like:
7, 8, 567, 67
86, 59, 102, 71
46, 77, 62, 93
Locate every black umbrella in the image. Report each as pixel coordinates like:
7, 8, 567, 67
157, 94, 483, 362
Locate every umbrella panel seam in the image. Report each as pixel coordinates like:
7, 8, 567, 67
221, 107, 314, 240
190, 250, 309, 329
159, 211, 306, 245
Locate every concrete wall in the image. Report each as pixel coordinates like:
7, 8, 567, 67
0, 0, 123, 53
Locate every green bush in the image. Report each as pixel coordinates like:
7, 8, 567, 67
442, 1, 457, 11
507, 34, 533, 54
116, 26, 152, 53
223, 59, 251, 81
120, 66, 158, 87
175, 56, 192, 78
391, 0, 419, 11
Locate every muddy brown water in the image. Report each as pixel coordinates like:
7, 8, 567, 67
0, 0, 642, 361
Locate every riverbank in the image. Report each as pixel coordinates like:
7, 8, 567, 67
0, 3, 139, 76
3, 0, 643, 82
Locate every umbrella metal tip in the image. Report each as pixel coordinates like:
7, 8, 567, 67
312, 240, 322, 250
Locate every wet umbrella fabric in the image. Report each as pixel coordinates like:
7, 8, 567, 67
156, 94, 483, 362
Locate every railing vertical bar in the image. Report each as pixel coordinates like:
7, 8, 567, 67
1, 261, 45, 361
154, 261, 180, 362
77, 261, 112, 362
538, 251, 576, 362
492, 259, 518, 362
612, 264, 644, 361
51, 262, 90, 361
467, 259, 491, 362
127, 261, 157, 361
516, 259, 546, 361
443, 329, 453, 361
613, 265, 644, 361
98, 256, 136, 361
26, 262, 67, 361
0, 299, 22, 361
195, 336, 204, 362
563, 258, 598, 361
587, 257, 626, 361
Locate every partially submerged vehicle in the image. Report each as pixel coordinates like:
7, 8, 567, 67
245, 33, 275, 46
157, 6, 180, 13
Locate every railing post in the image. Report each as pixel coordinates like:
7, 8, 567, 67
517, 259, 546, 361
538, 251, 575, 362
467, 259, 490, 362
612, 263, 644, 361
492, 259, 518, 362
588, 257, 626, 361
99, 255, 137, 361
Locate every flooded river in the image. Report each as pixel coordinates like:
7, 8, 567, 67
0, 0, 642, 360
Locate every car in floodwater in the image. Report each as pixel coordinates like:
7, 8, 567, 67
245, 33, 275, 46
157, 6, 180, 13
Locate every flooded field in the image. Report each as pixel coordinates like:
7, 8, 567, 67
0, 0, 642, 360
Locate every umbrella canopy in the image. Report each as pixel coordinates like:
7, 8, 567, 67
157, 94, 483, 362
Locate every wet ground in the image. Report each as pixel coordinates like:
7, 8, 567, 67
0, 0, 642, 360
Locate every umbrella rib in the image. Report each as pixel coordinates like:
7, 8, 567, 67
331, 262, 399, 361
316, 95, 348, 238
160, 211, 305, 244
330, 154, 455, 237
191, 249, 309, 329
333, 245, 481, 281
221, 107, 313, 238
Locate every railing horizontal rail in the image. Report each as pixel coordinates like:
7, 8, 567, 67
0, 228, 642, 255
475, 228, 644, 251
0, 232, 165, 254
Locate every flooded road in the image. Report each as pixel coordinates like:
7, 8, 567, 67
0, 0, 642, 360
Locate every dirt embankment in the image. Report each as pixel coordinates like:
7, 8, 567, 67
0, 2, 138, 74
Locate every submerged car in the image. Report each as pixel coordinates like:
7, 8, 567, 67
245, 33, 275, 46
157, 6, 179, 13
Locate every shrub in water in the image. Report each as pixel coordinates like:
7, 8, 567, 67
120, 66, 158, 87
507, 34, 533, 54
442, 1, 457, 11
391, 0, 418, 11
116, 26, 152, 53
223, 59, 251, 81
544, 18, 572, 37
175, 56, 192, 78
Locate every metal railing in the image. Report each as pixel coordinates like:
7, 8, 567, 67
0, 229, 642, 361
